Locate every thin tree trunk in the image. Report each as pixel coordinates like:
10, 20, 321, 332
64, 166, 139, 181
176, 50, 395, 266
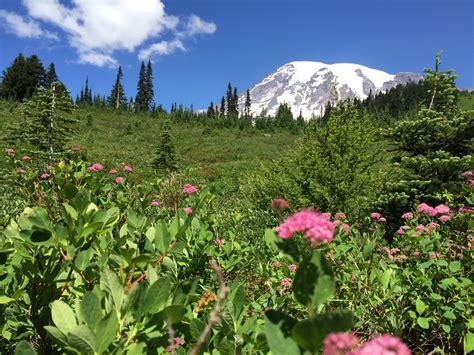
48, 83, 56, 171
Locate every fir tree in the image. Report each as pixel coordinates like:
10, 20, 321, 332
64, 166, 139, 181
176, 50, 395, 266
244, 89, 251, 117
232, 87, 239, 116
226, 82, 233, 116
220, 96, 226, 117
0, 53, 46, 101
376, 53, 474, 230
84, 77, 89, 104
145, 60, 154, 111
45, 63, 58, 88
135, 61, 147, 112
152, 121, 177, 172
107, 65, 127, 109
207, 101, 215, 117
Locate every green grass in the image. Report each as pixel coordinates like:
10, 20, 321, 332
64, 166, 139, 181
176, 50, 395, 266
458, 90, 474, 111
0, 102, 297, 195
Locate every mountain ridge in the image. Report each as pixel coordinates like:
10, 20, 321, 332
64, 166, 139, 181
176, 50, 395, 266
239, 61, 422, 118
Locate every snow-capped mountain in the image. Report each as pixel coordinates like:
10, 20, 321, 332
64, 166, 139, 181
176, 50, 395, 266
239, 61, 422, 118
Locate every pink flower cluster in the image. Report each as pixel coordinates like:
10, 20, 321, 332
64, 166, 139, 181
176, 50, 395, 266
184, 207, 193, 215
150, 200, 160, 207
334, 212, 347, 220
288, 264, 297, 272
461, 171, 473, 178
417, 203, 452, 217
5, 148, 15, 156
183, 184, 198, 194
323, 333, 410, 355
22, 155, 31, 161
401, 212, 413, 220
124, 165, 133, 172
371, 212, 386, 223
280, 277, 292, 287
115, 177, 123, 184
276, 209, 335, 247
87, 163, 104, 172
380, 246, 400, 261
214, 239, 224, 247
271, 198, 289, 211
40, 173, 51, 179
109, 168, 117, 174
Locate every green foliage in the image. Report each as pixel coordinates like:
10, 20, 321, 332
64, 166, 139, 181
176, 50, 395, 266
152, 121, 177, 173
107, 65, 128, 110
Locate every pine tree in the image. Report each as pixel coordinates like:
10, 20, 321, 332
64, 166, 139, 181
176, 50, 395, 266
145, 60, 154, 111
232, 87, 239, 116
376, 52, 474, 229
152, 120, 177, 172
11, 84, 74, 164
207, 101, 215, 117
45, 63, 58, 88
244, 89, 251, 117
0, 53, 46, 101
107, 65, 127, 109
275, 103, 294, 127
88, 87, 93, 105
84, 77, 89, 105
226, 82, 233, 116
79, 89, 84, 105
135, 61, 147, 112
220, 96, 226, 117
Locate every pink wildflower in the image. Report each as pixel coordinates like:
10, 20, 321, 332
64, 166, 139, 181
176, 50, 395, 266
429, 252, 442, 259
18, 168, 26, 174
435, 204, 450, 215
415, 225, 428, 232
124, 165, 133, 172
439, 215, 451, 222
115, 176, 123, 184
280, 278, 292, 287
333, 220, 341, 227
396, 229, 405, 235
401, 225, 411, 230
109, 168, 117, 174
214, 239, 224, 247
341, 223, 350, 233
5, 148, 15, 156
334, 212, 347, 220
150, 200, 160, 207
459, 206, 474, 213
182, 184, 198, 194
323, 332, 359, 355
411, 232, 420, 237
165, 337, 185, 353
87, 163, 104, 172
276, 209, 335, 247
427, 222, 440, 229
368, 227, 375, 232
40, 173, 51, 179
417, 203, 437, 216
469, 180, 474, 186
22, 155, 31, 161
401, 212, 413, 220
184, 207, 193, 215
271, 198, 289, 211
461, 171, 474, 177
288, 264, 297, 272
379, 217, 387, 223
353, 334, 411, 355
412, 251, 421, 257
370, 212, 381, 220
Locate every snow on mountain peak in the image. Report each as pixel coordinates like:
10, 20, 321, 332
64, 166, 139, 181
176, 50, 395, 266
240, 61, 421, 119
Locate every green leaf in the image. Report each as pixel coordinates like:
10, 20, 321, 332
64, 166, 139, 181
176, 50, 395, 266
190, 318, 205, 341
264, 310, 300, 355
143, 276, 171, 314
442, 310, 456, 320
96, 311, 119, 353
67, 325, 96, 354
63, 203, 78, 221
465, 331, 474, 353
154, 220, 171, 254
173, 277, 199, 305
160, 305, 186, 324
14, 341, 37, 355
51, 300, 77, 335
291, 310, 353, 352
293, 250, 334, 309
80, 292, 102, 330
416, 298, 426, 315
44, 326, 68, 346
27, 207, 52, 231
0, 296, 14, 304
379, 269, 392, 290
100, 269, 123, 312
76, 248, 93, 271
449, 261, 461, 273
417, 317, 430, 329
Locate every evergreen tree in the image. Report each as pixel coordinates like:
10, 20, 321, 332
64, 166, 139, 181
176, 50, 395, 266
207, 101, 215, 117
145, 60, 154, 111
244, 89, 251, 117
226, 82, 233, 116
45, 63, 58, 88
10, 84, 74, 164
152, 121, 177, 172
88, 87, 93, 105
232, 87, 239, 115
107, 65, 127, 109
0, 53, 46, 101
220, 96, 226, 117
135, 61, 147, 112
79, 89, 84, 105
376, 53, 474, 229
275, 103, 294, 127
84, 77, 89, 104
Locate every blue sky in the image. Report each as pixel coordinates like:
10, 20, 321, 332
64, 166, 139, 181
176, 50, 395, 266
1, 0, 473, 110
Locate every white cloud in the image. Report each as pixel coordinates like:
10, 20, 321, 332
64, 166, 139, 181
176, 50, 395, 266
179, 14, 216, 38
0, 9, 58, 40
0, 1, 216, 67
138, 39, 186, 61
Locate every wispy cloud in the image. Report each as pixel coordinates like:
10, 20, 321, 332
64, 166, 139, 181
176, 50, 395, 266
138, 39, 186, 61
0, 9, 57, 40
